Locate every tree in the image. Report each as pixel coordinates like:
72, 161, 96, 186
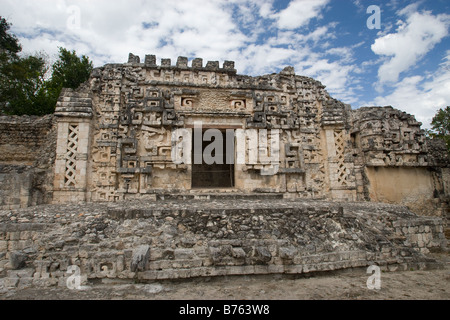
40, 47, 94, 112
0, 18, 94, 115
0, 17, 50, 115
1, 54, 50, 115
0, 17, 21, 63
50, 47, 93, 90
429, 106, 450, 152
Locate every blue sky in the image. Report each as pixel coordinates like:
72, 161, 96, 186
1, 0, 449, 128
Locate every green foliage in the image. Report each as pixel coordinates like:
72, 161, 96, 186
0, 17, 21, 63
429, 106, 450, 152
38, 47, 94, 116
0, 54, 52, 115
51, 47, 93, 90
0, 18, 94, 116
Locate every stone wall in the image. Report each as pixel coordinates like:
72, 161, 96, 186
0, 199, 446, 289
0, 166, 33, 209
0, 115, 54, 165
0, 115, 56, 209
350, 107, 449, 219
365, 167, 446, 217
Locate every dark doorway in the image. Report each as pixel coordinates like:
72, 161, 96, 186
191, 129, 235, 188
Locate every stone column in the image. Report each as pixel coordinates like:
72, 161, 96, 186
53, 88, 93, 203
321, 100, 356, 201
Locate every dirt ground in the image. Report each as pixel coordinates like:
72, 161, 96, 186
1, 253, 448, 301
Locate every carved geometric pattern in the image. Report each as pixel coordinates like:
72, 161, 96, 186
334, 130, 348, 186
64, 124, 79, 187
181, 97, 194, 108
231, 99, 246, 110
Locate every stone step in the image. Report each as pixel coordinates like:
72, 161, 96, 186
155, 193, 285, 201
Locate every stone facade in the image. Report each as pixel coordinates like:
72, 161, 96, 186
0, 54, 449, 288
46, 54, 448, 215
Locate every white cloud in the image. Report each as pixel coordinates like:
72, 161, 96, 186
0, 0, 337, 71
325, 47, 354, 64
272, 0, 330, 30
365, 3, 450, 127
1, 0, 250, 66
1, 0, 345, 85
373, 54, 450, 128
352, 0, 364, 12
371, 8, 450, 85
0, 0, 372, 110
238, 44, 299, 76
259, 1, 274, 18
294, 51, 359, 104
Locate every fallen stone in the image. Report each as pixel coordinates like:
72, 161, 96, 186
253, 247, 272, 264
130, 245, 150, 272
10, 251, 27, 270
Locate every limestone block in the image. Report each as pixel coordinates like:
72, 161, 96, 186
174, 248, 195, 260
130, 245, 150, 272
0, 240, 7, 252
9, 251, 27, 270
279, 247, 298, 260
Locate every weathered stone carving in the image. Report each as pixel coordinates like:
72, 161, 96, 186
0, 53, 448, 286
0, 199, 447, 286
51, 88, 93, 203
0, 53, 447, 218
63, 124, 79, 188
44, 54, 447, 212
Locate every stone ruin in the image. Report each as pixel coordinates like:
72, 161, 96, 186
0, 54, 448, 290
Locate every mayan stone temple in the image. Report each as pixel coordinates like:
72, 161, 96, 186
0, 54, 448, 288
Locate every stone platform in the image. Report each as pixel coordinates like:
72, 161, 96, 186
0, 197, 447, 290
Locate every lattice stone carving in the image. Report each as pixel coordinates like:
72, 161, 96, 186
334, 130, 349, 186
64, 124, 79, 187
